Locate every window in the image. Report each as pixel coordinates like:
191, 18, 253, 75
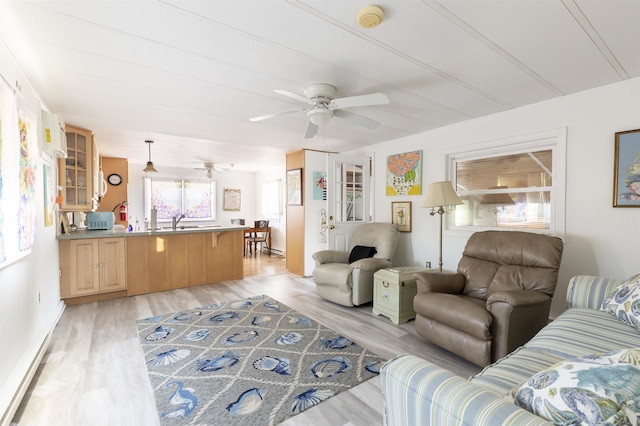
261, 179, 282, 220
447, 128, 566, 235
333, 162, 365, 222
144, 178, 216, 222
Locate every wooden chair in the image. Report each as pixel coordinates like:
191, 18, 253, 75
231, 219, 251, 256
247, 220, 270, 256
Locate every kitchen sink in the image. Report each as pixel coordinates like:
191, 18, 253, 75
176, 225, 222, 230
156, 225, 222, 231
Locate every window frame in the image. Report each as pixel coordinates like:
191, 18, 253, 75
445, 128, 566, 237
143, 177, 217, 223
261, 179, 282, 221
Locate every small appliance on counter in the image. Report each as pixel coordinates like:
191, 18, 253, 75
86, 212, 115, 230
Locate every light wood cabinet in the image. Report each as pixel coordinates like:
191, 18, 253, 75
59, 237, 126, 299
126, 230, 244, 296
59, 125, 95, 211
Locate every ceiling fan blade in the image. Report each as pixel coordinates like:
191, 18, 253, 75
330, 93, 389, 109
274, 89, 313, 105
214, 163, 234, 171
304, 121, 319, 139
333, 109, 380, 129
249, 108, 304, 122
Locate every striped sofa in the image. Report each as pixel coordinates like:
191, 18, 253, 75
381, 275, 640, 425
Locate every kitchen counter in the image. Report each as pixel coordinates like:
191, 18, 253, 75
57, 224, 246, 304
57, 224, 247, 239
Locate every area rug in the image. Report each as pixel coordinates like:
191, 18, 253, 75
136, 295, 384, 425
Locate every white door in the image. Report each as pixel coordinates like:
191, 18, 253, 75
327, 153, 371, 251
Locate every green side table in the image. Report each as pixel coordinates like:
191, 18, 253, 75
372, 266, 431, 324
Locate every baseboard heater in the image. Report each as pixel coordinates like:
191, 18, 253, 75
0, 332, 51, 426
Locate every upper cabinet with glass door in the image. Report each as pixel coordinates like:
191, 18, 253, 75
59, 125, 95, 211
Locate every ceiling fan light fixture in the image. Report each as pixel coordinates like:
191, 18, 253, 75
143, 140, 158, 173
254, 83, 388, 139
199, 162, 233, 178
357, 5, 384, 28
307, 108, 333, 126
203, 162, 214, 179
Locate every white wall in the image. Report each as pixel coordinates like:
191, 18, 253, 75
351, 77, 640, 317
255, 169, 287, 253
0, 40, 65, 422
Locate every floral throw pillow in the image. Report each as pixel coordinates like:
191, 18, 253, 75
512, 348, 640, 425
601, 273, 640, 329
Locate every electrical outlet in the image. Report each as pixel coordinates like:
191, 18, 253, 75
425, 261, 431, 269
38, 291, 41, 303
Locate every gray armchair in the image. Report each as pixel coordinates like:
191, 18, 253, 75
413, 230, 563, 367
312, 223, 399, 307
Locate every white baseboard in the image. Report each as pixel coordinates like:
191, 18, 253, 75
0, 300, 65, 426
269, 248, 284, 256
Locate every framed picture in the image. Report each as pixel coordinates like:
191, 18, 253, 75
223, 188, 241, 211
287, 168, 303, 206
386, 150, 423, 196
613, 129, 640, 207
391, 201, 411, 232
312, 171, 327, 200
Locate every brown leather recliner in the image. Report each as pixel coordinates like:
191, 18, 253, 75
413, 230, 563, 367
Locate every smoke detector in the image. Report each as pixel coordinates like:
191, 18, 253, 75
357, 5, 384, 28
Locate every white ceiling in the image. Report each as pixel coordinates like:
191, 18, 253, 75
1, 0, 638, 172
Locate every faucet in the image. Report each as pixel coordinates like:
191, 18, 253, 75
172, 213, 185, 230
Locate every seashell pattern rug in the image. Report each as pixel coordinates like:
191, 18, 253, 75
136, 295, 384, 425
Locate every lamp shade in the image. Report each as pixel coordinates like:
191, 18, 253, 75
422, 181, 463, 208
143, 161, 158, 173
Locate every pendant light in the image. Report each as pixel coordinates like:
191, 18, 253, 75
143, 140, 158, 173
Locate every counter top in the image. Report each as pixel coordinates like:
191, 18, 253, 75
57, 224, 247, 240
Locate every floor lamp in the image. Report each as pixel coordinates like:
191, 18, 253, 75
422, 181, 463, 271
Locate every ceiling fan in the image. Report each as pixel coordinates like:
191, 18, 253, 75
194, 162, 233, 178
249, 83, 389, 139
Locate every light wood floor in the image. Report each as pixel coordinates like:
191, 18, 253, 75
12, 255, 480, 426
242, 250, 288, 277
